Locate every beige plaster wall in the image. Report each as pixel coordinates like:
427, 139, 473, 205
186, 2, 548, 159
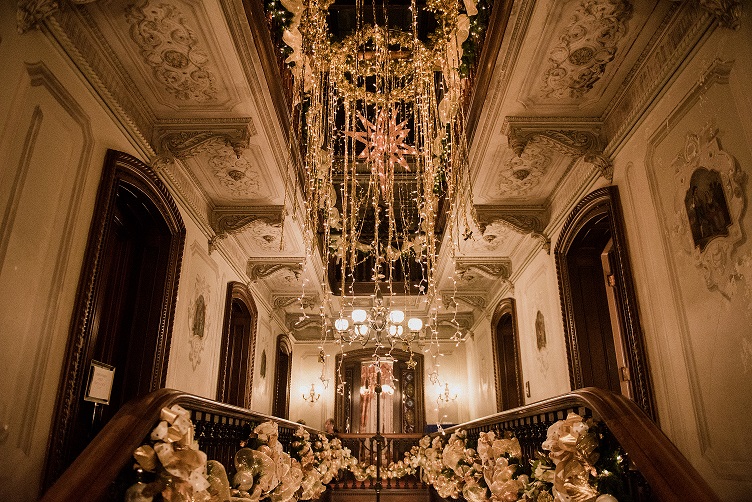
0, 6, 147, 499
611, 17, 752, 500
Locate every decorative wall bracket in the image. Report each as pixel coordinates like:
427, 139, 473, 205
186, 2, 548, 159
502, 117, 612, 183
208, 205, 284, 254
671, 0, 742, 30
153, 118, 257, 160
502, 118, 605, 157
18, 0, 101, 33
272, 294, 320, 312
475, 205, 551, 253
247, 260, 303, 283
285, 312, 322, 332
454, 258, 514, 292
441, 293, 488, 311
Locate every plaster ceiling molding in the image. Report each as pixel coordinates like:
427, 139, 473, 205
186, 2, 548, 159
475, 205, 550, 253
124, 1, 221, 104
539, 0, 634, 102
247, 259, 304, 288
210, 206, 284, 253
673, 0, 742, 29
493, 139, 551, 196
671, 124, 745, 299
461, 219, 516, 253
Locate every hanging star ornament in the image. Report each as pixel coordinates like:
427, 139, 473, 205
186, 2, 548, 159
346, 108, 418, 192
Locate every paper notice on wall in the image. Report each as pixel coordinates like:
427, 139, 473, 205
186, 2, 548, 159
85, 361, 115, 405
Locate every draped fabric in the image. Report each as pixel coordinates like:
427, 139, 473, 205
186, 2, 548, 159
359, 361, 394, 433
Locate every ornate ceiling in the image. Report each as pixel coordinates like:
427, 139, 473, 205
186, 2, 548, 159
18, 0, 739, 339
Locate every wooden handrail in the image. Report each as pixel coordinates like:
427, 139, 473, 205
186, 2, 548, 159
439, 387, 719, 502
39, 389, 315, 502
41, 387, 719, 502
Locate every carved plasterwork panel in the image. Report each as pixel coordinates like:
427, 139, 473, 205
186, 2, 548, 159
671, 125, 745, 298
540, 0, 633, 100
125, 1, 219, 102
187, 274, 212, 370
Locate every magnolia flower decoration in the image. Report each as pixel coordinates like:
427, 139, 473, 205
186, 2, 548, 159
541, 413, 604, 502
125, 405, 218, 502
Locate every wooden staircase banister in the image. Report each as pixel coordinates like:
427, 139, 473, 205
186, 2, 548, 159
40, 388, 314, 502
439, 387, 719, 502
41, 387, 719, 502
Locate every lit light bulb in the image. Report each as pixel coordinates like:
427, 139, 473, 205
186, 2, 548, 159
407, 318, 423, 331
352, 309, 367, 323
389, 309, 405, 324
334, 317, 349, 331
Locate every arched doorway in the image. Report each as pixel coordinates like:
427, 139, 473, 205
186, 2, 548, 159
217, 282, 258, 408
555, 186, 655, 419
492, 298, 524, 411
335, 349, 425, 434
272, 334, 293, 419
44, 150, 185, 487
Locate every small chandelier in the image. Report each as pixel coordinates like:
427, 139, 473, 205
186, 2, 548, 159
302, 383, 321, 403
437, 382, 458, 404
333, 286, 424, 351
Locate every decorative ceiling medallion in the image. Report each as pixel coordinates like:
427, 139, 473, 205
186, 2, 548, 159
203, 138, 261, 197
541, 0, 633, 99
494, 140, 551, 196
125, 1, 219, 101
671, 124, 745, 299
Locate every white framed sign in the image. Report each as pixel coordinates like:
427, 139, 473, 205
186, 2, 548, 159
84, 360, 115, 405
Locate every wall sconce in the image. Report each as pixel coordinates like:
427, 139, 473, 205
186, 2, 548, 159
437, 383, 458, 404
302, 383, 320, 403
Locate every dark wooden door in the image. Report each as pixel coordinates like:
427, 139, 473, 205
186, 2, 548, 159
567, 247, 621, 393
496, 313, 523, 410
272, 335, 292, 419
45, 151, 184, 489
224, 301, 253, 407
67, 181, 175, 467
